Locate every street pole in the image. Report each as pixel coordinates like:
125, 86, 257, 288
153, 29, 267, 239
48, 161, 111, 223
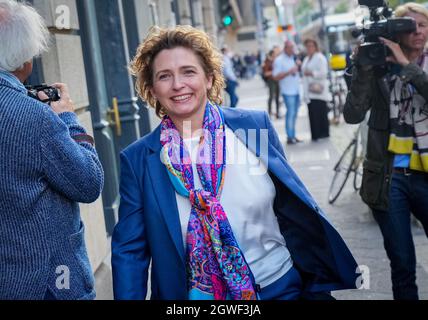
254, 0, 266, 62
318, 0, 330, 56
318, 0, 334, 100
318, 0, 332, 79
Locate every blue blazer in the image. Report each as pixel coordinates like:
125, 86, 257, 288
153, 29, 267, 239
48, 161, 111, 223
111, 108, 358, 300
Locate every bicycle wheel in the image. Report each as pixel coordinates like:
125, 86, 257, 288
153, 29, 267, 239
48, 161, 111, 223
328, 140, 356, 204
331, 93, 341, 125
337, 90, 345, 118
353, 161, 363, 191
353, 128, 364, 191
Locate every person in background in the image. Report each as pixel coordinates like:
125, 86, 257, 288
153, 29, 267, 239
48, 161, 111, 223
301, 38, 331, 141
344, 2, 428, 300
232, 54, 244, 79
0, 0, 104, 300
111, 25, 359, 301
273, 40, 302, 145
262, 46, 281, 119
221, 46, 239, 108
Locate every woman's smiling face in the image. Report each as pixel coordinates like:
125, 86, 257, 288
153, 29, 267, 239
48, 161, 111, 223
150, 46, 213, 125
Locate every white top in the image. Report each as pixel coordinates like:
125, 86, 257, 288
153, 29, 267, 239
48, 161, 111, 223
175, 127, 293, 288
272, 53, 301, 96
223, 55, 238, 81
301, 52, 332, 103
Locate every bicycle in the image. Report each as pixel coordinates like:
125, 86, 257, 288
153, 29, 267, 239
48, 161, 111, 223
328, 124, 365, 204
329, 70, 348, 125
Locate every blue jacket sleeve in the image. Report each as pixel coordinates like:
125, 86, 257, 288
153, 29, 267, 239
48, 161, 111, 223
40, 108, 104, 203
111, 151, 150, 300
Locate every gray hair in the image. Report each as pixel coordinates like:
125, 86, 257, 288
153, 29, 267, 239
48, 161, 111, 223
0, 0, 50, 72
395, 2, 428, 20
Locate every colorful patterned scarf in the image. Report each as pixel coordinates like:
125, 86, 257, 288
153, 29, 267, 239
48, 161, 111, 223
160, 102, 257, 300
388, 52, 428, 172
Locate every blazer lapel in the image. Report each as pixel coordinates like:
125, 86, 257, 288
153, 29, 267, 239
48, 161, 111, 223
145, 130, 186, 265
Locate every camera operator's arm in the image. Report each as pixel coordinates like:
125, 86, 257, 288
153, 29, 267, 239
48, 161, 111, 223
380, 37, 428, 103
343, 65, 375, 124
39, 83, 104, 203
380, 37, 410, 66
400, 64, 428, 102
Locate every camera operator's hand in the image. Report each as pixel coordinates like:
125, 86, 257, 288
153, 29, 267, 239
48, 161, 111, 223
379, 37, 410, 67
38, 83, 75, 114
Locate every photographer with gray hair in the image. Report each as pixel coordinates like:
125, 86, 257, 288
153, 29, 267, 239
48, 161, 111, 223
0, 0, 104, 300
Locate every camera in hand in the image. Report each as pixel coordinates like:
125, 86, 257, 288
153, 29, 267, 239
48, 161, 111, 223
354, 0, 416, 66
26, 84, 60, 104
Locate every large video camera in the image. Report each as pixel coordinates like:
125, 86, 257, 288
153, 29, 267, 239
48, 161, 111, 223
354, 0, 416, 66
26, 84, 60, 104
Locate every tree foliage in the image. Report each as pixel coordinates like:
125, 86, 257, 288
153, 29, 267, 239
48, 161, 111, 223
297, 0, 313, 16
388, 0, 427, 9
334, 0, 349, 14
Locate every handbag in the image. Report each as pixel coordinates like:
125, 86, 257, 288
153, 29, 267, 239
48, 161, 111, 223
308, 81, 324, 94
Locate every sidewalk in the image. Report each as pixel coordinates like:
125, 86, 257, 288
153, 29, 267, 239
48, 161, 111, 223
236, 76, 428, 300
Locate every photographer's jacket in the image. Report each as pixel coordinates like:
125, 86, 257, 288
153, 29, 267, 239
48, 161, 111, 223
0, 73, 104, 299
344, 62, 428, 211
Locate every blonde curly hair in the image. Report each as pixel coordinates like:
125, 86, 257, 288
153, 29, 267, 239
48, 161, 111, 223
129, 25, 225, 118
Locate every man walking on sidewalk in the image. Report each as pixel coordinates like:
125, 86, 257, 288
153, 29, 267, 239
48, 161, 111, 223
222, 47, 239, 108
273, 40, 302, 145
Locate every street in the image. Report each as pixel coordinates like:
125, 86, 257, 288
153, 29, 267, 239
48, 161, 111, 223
237, 76, 428, 300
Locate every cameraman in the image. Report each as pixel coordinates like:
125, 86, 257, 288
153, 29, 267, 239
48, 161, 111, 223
0, 1, 104, 299
344, 2, 428, 300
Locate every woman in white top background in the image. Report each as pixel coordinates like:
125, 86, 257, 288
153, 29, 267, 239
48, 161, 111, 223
301, 38, 332, 141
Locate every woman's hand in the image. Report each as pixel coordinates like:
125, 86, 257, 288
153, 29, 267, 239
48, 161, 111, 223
304, 70, 313, 77
379, 37, 410, 66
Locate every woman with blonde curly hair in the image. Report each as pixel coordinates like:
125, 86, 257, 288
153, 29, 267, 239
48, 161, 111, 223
111, 25, 358, 300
